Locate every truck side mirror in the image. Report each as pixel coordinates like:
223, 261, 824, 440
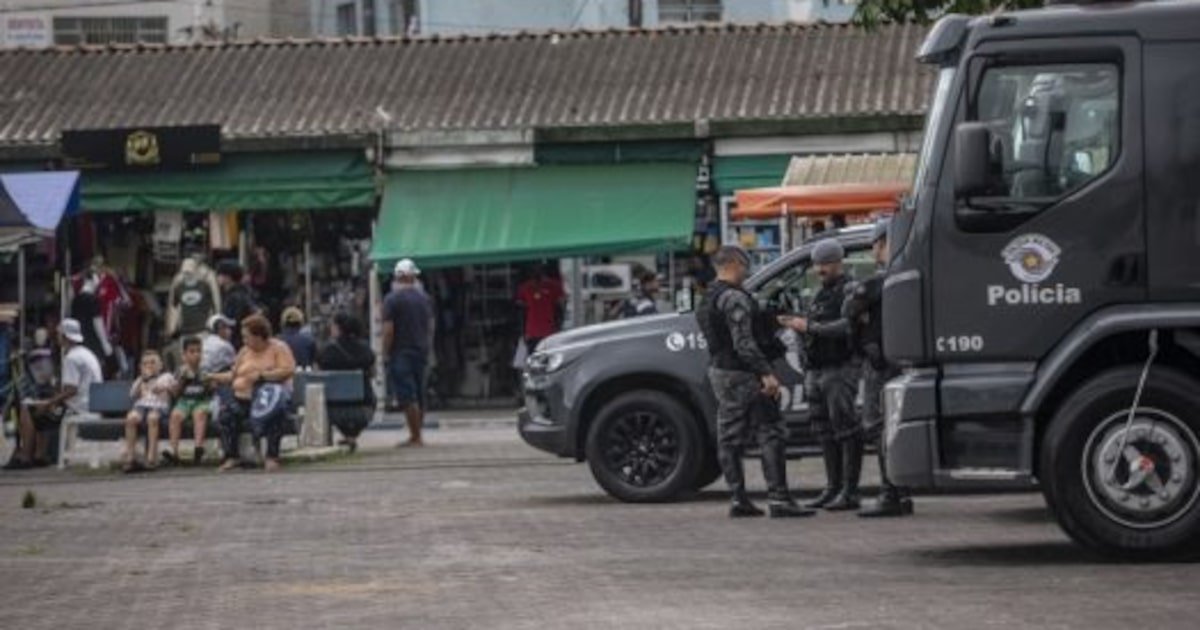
953, 122, 994, 199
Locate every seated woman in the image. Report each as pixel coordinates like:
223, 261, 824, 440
315, 312, 376, 453
210, 314, 296, 472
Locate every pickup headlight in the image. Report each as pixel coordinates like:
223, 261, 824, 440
527, 351, 565, 373
526, 344, 589, 374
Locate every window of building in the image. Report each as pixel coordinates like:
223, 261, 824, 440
336, 2, 358, 36
659, 0, 722, 24
362, 0, 376, 36
53, 16, 168, 45
389, 0, 419, 35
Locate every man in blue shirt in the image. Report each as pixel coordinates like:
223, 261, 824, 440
382, 259, 434, 447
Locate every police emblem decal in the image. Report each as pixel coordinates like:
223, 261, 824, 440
1002, 234, 1061, 284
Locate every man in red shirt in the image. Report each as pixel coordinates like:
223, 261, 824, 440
516, 264, 565, 352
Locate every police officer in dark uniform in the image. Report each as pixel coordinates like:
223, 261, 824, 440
697, 246, 815, 519
853, 219, 913, 518
781, 239, 862, 511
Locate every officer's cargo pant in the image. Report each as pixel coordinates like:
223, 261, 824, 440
708, 368, 789, 500
806, 365, 860, 442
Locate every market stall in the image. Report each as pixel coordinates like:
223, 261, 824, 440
729, 154, 915, 259
0, 171, 81, 352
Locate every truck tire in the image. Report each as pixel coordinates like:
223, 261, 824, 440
585, 390, 703, 503
1041, 366, 1200, 560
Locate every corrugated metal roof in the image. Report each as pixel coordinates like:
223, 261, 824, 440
782, 153, 917, 186
0, 22, 933, 147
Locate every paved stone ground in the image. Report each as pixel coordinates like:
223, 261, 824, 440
1, 421, 1199, 629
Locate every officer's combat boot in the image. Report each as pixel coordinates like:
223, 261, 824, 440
730, 490, 765, 518
722, 450, 763, 518
762, 442, 817, 518
825, 437, 864, 511
859, 449, 913, 518
805, 439, 843, 509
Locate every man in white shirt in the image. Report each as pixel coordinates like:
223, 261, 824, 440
201, 314, 237, 374
4, 319, 103, 469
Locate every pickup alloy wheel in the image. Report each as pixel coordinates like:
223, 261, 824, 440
585, 390, 703, 503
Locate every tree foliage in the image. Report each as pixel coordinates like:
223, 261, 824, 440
853, 0, 1046, 28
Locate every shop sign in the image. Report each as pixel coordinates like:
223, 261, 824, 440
61, 125, 222, 170
1, 14, 50, 49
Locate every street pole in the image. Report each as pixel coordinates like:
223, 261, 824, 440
304, 239, 313, 322
17, 245, 25, 353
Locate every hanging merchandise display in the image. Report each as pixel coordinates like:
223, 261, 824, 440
153, 210, 183, 264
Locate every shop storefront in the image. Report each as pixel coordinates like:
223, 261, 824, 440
28, 144, 377, 377
371, 159, 698, 405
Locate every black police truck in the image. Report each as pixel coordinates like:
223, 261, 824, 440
520, 226, 879, 503
884, 1, 1200, 558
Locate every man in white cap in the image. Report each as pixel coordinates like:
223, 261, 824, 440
382, 259, 434, 447
4, 319, 103, 469
202, 314, 237, 375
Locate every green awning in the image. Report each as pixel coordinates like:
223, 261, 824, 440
712, 154, 793, 196
81, 151, 376, 212
372, 163, 696, 269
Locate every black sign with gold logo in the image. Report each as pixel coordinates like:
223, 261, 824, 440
61, 125, 221, 170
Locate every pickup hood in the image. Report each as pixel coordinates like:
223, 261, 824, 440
537, 313, 697, 352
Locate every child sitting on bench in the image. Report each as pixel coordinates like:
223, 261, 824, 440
164, 337, 214, 466
123, 350, 175, 472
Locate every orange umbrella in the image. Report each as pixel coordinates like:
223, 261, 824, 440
733, 182, 909, 220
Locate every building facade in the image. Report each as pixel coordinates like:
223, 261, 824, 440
310, 0, 857, 38
0, 0, 310, 48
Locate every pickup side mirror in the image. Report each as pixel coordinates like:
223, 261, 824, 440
953, 122, 995, 199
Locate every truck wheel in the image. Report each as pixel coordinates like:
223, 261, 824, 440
1041, 367, 1200, 559
585, 390, 703, 503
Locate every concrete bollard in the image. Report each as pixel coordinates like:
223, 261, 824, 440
302, 382, 330, 448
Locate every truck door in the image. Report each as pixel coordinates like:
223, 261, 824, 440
930, 38, 1144, 361
1144, 42, 1200, 302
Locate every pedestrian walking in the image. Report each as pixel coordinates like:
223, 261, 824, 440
780, 239, 862, 511
516, 263, 564, 351
851, 220, 913, 518
697, 245, 814, 519
382, 259, 434, 448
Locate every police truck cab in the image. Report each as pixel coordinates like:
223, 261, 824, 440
884, 0, 1200, 558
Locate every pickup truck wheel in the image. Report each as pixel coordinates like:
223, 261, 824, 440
1041, 367, 1200, 560
585, 390, 702, 503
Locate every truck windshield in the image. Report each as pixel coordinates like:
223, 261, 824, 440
910, 66, 956, 198
891, 65, 955, 256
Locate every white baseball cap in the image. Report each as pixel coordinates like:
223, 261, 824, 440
60, 318, 84, 343
207, 314, 235, 332
394, 258, 421, 277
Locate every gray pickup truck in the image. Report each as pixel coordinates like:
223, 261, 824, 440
519, 225, 878, 502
